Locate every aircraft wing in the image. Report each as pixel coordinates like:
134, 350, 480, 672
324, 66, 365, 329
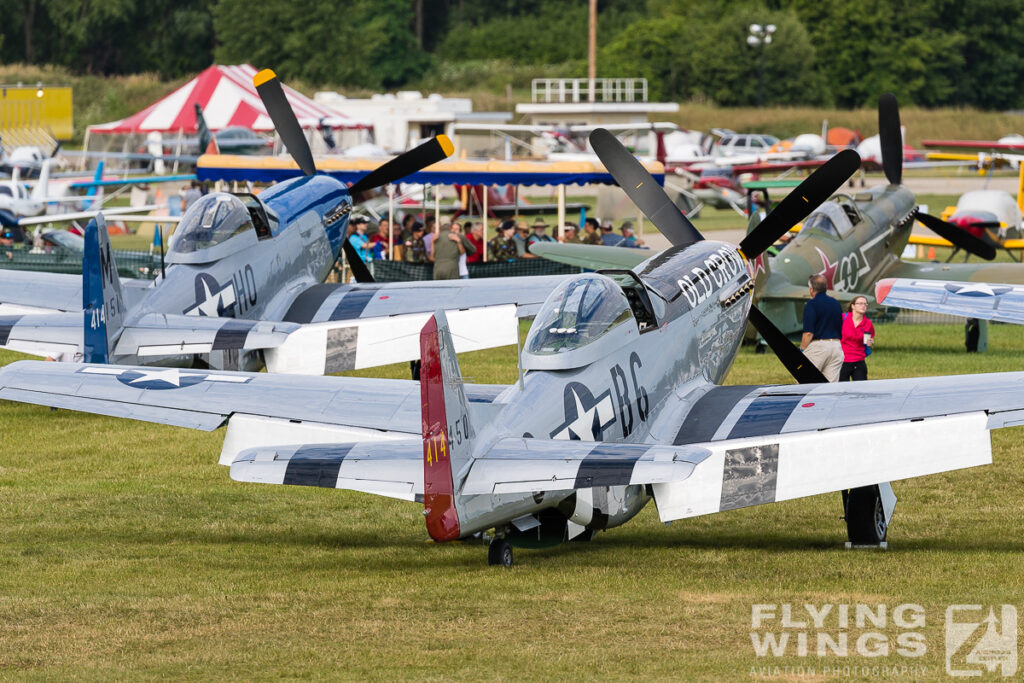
528, 242, 649, 270
0, 359, 507, 434
0, 270, 84, 313
875, 277, 1024, 323
17, 205, 179, 226
280, 276, 569, 324
0, 269, 152, 315
881, 258, 1024, 285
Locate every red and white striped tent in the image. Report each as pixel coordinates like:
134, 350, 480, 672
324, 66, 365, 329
86, 64, 368, 135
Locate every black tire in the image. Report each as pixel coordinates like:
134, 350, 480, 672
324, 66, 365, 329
845, 485, 887, 544
487, 538, 514, 567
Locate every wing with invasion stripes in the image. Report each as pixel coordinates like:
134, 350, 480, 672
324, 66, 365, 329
1, 305, 518, 372
279, 276, 568, 324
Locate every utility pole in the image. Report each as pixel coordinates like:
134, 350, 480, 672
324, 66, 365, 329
588, 0, 597, 103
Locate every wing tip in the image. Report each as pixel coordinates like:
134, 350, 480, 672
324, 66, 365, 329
875, 278, 895, 304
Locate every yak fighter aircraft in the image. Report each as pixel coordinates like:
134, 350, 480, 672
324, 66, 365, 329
4, 129, 1023, 566
535, 95, 1024, 336
0, 70, 570, 373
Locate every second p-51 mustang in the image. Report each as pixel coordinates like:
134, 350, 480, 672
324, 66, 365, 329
0, 70, 569, 373
3, 129, 1022, 566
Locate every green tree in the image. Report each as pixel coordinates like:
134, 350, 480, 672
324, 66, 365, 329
214, 0, 429, 89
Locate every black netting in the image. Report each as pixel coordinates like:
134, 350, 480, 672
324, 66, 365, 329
0, 247, 159, 279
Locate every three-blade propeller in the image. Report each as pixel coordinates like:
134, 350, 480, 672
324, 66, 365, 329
591, 127, 854, 384
876, 93, 994, 260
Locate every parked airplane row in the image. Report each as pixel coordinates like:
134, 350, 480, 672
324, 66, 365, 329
1, 75, 1022, 565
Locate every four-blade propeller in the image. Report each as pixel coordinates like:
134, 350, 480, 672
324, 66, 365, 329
590, 126, 856, 384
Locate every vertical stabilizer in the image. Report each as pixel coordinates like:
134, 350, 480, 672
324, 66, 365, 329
82, 215, 126, 363
85, 161, 105, 210
30, 158, 53, 201
420, 309, 476, 542
194, 103, 214, 155
1017, 161, 1024, 215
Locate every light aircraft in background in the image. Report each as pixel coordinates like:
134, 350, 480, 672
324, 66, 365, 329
0, 70, 577, 374
3, 128, 1024, 567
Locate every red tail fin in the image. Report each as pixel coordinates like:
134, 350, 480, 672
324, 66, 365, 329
420, 314, 461, 541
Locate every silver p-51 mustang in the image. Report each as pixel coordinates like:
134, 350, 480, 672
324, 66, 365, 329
1, 131, 1021, 566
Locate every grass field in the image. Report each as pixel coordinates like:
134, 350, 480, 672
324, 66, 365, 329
2, 320, 1023, 680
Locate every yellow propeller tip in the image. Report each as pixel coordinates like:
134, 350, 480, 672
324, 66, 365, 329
436, 134, 455, 157
253, 69, 277, 87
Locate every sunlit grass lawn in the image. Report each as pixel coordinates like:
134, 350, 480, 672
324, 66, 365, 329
2, 321, 1023, 679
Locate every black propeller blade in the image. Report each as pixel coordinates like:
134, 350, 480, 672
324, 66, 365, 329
748, 306, 828, 384
342, 237, 376, 283
738, 149, 862, 259
254, 69, 317, 176
878, 93, 902, 186
916, 211, 997, 260
348, 135, 454, 194
589, 128, 704, 248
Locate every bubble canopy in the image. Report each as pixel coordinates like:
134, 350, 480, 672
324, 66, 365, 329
171, 194, 255, 255
523, 274, 636, 370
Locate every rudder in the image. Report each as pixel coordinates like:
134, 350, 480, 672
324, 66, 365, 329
420, 309, 476, 542
82, 214, 127, 363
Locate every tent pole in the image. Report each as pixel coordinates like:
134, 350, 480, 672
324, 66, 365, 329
482, 184, 488, 261
434, 185, 441, 233
557, 184, 566, 240
81, 130, 91, 171
388, 183, 395, 259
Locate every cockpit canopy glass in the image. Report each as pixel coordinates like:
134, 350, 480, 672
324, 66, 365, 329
525, 274, 634, 355
172, 194, 255, 254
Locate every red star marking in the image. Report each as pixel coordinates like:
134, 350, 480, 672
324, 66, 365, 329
814, 247, 839, 290
750, 253, 767, 279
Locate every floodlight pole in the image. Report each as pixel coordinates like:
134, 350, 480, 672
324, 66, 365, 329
747, 23, 776, 108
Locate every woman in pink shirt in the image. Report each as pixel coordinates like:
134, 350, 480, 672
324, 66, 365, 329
840, 295, 875, 381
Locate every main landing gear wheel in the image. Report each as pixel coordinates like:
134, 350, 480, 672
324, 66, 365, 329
488, 538, 514, 567
845, 485, 887, 545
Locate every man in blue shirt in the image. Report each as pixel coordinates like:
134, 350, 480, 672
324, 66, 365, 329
799, 274, 843, 381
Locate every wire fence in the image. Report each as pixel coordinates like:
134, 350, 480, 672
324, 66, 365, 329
0, 247, 159, 279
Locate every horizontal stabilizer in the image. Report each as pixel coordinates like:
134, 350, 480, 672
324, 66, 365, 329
653, 412, 990, 522
461, 438, 711, 495
230, 440, 423, 501
116, 313, 300, 357
265, 304, 518, 374
876, 277, 1024, 324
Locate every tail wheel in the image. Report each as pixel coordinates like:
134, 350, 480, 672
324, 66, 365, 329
487, 538, 514, 567
845, 485, 887, 544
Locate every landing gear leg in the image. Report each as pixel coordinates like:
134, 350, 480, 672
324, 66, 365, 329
487, 537, 514, 567
843, 484, 889, 545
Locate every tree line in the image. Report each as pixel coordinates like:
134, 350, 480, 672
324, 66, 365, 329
2, 0, 1023, 110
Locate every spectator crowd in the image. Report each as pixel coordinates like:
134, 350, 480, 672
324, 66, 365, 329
343, 213, 647, 280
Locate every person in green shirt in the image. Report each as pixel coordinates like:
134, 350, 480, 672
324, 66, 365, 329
430, 221, 476, 279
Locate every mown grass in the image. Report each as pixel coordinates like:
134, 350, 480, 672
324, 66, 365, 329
1, 320, 1023, 679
